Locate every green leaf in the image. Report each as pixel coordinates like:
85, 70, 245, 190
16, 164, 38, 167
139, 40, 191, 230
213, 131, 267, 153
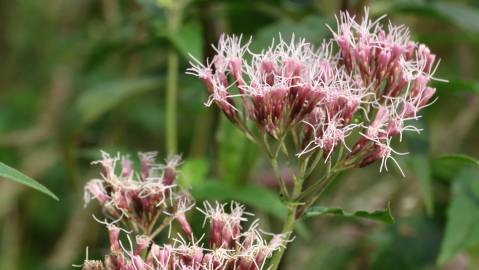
75, 77, 161, 125
168, 22, 203, 60
410, 155, 434, 216
192, 181, 286, 219
177, 158, 209, 188
433, 2, 479, 34
372, 1, 479, 33
251, 15, 330, 51
305, 203, 394, 224
438, 169, 479, 265
432, 154, 479, 181
217, 119, 258, 186
432, 78, 479, 95
0, 162, 58, 200
192, 180, 310, 238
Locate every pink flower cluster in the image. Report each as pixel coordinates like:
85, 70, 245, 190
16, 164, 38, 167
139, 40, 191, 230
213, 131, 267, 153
82, 152, 285, 270
188, 10, 441, 174
84, 151, 187, 234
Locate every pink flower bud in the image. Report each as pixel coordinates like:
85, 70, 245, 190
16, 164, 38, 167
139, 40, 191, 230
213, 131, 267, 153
210, 218, 225, 248
134, 235, 150, 255
84, 180, 109, 206
108, 225, 121, 253
132, 255, 146, 270
418, 87, 436, 107
229, 57, 244, 85
121, 157, 133, 178
283, 58, 301, 80
260, 59, 275, 86
411, 75, 428, 97
163, 156, 181, 186
367, 106, 389, 138
82, 260, 104, 270
139, 152, 157, 180
176, 212, 193, 236
105, 252, 126, 269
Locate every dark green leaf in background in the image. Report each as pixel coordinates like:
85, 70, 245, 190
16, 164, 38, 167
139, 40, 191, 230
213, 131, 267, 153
432, 154, 479, 181
432, 78, 479, 95
251, 15, 330, 51
75, 77, 161, 125
177, 158, 209, 188
168, 22, 203, 60
192, 180, 286, 219
217, 119, 258, 186
410, 155, 434, 216
373, 1, 479, 33
438, 169, 479, 265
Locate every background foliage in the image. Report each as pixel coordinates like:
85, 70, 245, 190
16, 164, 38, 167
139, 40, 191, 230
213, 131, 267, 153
0, 0, 479, 269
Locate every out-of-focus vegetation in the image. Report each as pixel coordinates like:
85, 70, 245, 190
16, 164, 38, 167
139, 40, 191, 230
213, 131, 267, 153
0, 0, 479, 269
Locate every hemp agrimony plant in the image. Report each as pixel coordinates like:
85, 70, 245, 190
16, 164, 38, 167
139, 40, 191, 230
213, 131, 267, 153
187, 9, 442, 269
79, 9, 442, 270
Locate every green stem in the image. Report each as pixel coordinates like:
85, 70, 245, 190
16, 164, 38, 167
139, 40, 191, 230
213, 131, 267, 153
164, 0, 186, 155
166, 51, 179, 154
269, 203, 297, 270
271, 157, 290, 199
149, 216, 175, 239
269, 157, 306, 270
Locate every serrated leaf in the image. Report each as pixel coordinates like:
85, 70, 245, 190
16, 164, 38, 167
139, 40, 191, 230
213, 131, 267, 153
432, 154, 479, 181
75, 77, 161, 125
0, 162, 58, 200
438, 169, 479, 265
305, 203, 394, 224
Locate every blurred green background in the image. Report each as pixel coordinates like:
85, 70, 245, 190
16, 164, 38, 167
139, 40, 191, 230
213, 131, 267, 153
1, 0, 479, 269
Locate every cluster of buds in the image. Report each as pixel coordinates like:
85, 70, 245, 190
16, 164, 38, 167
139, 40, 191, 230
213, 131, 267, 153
84, 151, 187, 234
82, 204, 285, 270
82, 152, 286, 270
187, 9, 442, 175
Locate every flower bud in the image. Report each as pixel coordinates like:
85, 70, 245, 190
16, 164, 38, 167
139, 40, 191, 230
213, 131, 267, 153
176, 212, 193, 236
82, 260, 104, 270
121, 157, 133, 178
108, 225, 121, 253
134, 235, 150, 255
139, 152, 157, 180
84, 180, 109, 206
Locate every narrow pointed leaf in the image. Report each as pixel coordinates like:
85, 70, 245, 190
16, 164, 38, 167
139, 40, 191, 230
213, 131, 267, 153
0, 162, 58, 200
305, 203, 394, 224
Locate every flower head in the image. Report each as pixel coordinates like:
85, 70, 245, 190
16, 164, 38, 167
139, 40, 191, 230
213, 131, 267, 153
188, 9, 442, 176
83, 201, 284, 270
84, 151, 191, 235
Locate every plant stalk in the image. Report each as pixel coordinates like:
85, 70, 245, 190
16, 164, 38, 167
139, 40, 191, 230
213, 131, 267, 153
268, 203, 297, 270
269, 157, 306, 270
165, 0, 185, 155
166, 51, 179, 154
